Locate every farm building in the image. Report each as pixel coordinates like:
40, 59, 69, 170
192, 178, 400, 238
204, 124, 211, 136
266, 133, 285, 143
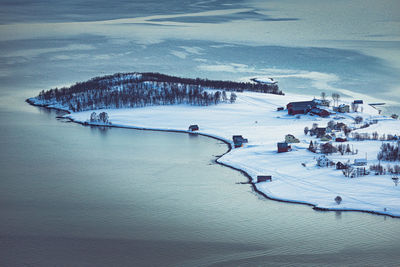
333, 104, 350, 113
336, 162, 348, 170
188, 125, 199, 131
334, 122, 347, 131
277, 142, 291, 153
320, 135, 332, 141
309, 107, 330, 117
313, 99, 330, 107
286, 100, 316, 115
285, 134, 300, 143
257, 175, 272, 183
320, 142, 337, 154
232, 135, 248, 148
313, 127, 327, 138
354, 158, 367, 166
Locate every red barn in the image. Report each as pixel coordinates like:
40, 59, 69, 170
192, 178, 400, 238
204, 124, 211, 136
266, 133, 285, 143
277, 142, 291, 153
310, 107, 330, 117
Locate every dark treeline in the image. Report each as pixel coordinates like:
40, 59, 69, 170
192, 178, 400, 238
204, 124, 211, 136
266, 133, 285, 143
35, 72, 281, 112
378, 142, 400, 161
138, 72, 283, 94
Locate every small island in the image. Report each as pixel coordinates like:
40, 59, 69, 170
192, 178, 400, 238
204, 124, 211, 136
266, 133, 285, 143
27, 72, 400, 217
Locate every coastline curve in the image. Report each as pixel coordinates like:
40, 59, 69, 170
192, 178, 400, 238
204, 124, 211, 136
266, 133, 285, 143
26, 99, 400, 219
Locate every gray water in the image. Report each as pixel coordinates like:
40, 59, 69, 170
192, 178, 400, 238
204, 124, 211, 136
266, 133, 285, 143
1, 97, 400, 266
1, 0, 400, 266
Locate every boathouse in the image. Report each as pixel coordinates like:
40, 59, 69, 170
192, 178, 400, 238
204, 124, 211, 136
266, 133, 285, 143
233, 135, 248, 148
257, 175, 272, 183
188, 125, 199, 131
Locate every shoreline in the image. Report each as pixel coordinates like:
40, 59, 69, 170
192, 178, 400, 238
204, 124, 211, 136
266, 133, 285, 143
26, 98, 400, 219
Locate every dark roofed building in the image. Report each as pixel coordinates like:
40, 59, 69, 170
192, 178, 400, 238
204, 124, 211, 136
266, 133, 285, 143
277, 142, 291, 153
313, 99, 330, 107
309, 107, 330, 117
333, 104, 350, 113
336, 162, 348, 170
353, 100, 363, 104
233, 135, 248, 148
188, 125, 199, 131
314, 127, 326, 138
286, 101, 316, 115
257, 175, 272, 183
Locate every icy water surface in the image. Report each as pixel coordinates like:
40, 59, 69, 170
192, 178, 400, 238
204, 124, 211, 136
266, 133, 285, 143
1, 100, 400, 266
1, 0, 400, 265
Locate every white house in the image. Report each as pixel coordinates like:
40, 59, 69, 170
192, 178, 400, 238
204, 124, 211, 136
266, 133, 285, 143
317, 155, 331, 167
354, 159, 367, 166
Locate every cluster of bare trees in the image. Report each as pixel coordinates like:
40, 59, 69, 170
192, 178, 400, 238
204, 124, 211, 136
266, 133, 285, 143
370, 164, 400, 175
308, 140, 358, 155
320, 92, 340, 107
90, 112, 109, 124
351, 132, 398, 141
331, 93, 340, 107
378, 142, 400, 161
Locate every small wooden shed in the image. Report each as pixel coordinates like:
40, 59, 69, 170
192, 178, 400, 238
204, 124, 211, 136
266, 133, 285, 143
257, 175, 272, 183
233, 135, 248, 148
188, 125, 199, 131
277, 142, 291, 153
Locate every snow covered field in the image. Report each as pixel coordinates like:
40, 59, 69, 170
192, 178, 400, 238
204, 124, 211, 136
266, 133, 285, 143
32, 92, 400, 217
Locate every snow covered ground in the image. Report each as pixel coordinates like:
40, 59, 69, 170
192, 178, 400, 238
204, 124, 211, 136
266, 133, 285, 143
33, 92, 400, 217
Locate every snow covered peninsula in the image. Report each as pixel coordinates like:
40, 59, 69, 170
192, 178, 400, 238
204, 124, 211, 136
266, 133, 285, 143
28, 73, 400, 217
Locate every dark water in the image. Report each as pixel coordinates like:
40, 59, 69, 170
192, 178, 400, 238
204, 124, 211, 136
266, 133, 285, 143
1, 0, 400, 265
1, 98, 400, 266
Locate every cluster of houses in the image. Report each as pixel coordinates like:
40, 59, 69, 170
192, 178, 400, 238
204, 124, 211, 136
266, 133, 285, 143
277, 134, 300, 153
188, 125, 250, 149
188, 124, 199, 131
281, 98, 364, 117
333, 104, 350, 113
308, 121, 350, 143
317, 155, 369, 178
232, 135, 248, 148
286, 99, 331, 117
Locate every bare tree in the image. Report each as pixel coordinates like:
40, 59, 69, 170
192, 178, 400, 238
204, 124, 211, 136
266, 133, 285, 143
230, 92, 237, 103
222, 90, 228, 102
354, 116, 363, 124
351, 102, 359, 112
392, 176, 399, 186
332, 93, 340, 107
